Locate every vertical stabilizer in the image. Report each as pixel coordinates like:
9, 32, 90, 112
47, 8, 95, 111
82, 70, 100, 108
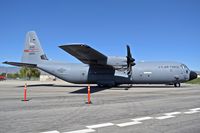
22, 31, 48, 64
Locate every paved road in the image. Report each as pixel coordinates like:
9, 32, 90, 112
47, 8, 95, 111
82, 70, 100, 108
0, 80, 200, 133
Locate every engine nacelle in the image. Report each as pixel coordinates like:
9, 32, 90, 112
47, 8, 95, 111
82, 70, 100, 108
107, 56, 127, 69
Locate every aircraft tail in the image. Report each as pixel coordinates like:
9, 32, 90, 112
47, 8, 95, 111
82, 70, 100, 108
21, 31, 48, 64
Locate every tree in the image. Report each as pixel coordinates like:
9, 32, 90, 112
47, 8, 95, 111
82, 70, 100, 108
7, 73, 19, 79
0, 73, 6, 76
19, 67, 40, 80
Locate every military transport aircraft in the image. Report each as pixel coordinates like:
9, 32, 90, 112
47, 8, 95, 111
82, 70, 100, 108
3, 31, 197, 87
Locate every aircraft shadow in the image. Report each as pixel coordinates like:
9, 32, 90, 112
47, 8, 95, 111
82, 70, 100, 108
17, 84, 87, 88
16, 84, 187, 94
17, 84, 54, 87
16, 84, 109, 94
127, 85, 188, 88
70, 86, 110, 94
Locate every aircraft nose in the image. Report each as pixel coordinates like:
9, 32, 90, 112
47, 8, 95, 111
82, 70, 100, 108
189, 71, 197, 81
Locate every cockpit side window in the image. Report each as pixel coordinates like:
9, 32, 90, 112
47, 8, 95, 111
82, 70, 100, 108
181, 65, 184, 69
181, 64, 188, 69
181, 64, 189, 73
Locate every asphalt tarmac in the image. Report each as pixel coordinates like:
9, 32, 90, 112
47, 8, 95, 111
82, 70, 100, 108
0, 80, 200, 133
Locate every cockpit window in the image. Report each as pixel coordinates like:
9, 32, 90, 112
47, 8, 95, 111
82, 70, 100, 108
181, 64, 189, 70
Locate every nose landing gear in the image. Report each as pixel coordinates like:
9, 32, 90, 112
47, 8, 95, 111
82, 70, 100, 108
174, 82, 180, 87
174, 76, 181, 87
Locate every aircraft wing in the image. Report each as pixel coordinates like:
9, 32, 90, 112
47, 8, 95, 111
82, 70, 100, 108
59, 44, 108, 65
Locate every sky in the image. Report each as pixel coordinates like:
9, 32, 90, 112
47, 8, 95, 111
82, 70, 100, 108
0, 0, 200, 70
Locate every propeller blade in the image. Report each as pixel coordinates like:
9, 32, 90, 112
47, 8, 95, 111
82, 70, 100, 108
126, 45, 135, 75
127, 45, 131, 58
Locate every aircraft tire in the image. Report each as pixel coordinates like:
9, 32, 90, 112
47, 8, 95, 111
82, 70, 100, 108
174, 83, 177, 87
174, 83, 181, 87
97, 84, 104, 87
178, 83, 181, 87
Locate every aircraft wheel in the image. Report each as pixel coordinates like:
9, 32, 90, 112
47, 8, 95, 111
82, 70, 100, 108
174, 83, 178, 87
97, 84, 104, 88
97, 84, 112, 88
174, 83, 181, 87
97, 83, 116, 88
178, 83, 181, 87
114, 84, 120, 87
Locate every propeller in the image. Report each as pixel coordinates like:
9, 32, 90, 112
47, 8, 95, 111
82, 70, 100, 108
126, 45, 135, 75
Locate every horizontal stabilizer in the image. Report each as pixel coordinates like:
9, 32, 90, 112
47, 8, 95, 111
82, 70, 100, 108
3, 61, 37, 67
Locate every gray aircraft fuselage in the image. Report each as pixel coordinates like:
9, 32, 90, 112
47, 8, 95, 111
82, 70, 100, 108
37, 60, 195, 86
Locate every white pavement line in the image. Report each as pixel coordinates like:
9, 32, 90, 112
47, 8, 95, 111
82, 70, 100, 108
165, 112, 181, 116
116, 121, 142, 127
132, 117, 153, 121
190, 108, 200, 111
40, 131, 60, 133
63, 129, 95, 133
156, 112, 181, 120
184, 108, 200, 114
184, 111, 199, 114
155, 115, 175, 120
86, 123, 114, 129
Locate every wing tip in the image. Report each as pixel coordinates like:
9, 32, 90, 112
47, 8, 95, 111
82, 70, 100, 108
59, 44, 90, 49
2, 61, 37, 67
2, 61, 8, 64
